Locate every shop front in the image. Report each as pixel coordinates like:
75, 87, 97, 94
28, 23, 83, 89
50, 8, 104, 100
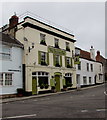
32, 71, 49, 94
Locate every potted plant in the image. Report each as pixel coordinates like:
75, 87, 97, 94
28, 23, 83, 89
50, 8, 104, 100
40, 40, 46, 45
67, 64, 71, 68
67, 83, 73, 87
40, 84, 44, 89
66, 46, 70, 51
45, 84, 49, 89
63, 85, 67, 91
17, 88, 24, 97
41, 61, 47, 66
55, 63, 60, 67
51, 86, 56, 93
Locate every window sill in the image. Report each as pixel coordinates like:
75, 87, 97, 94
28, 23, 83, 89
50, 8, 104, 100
40, 43, 47, 46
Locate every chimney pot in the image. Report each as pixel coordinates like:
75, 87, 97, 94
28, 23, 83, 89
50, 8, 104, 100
9, 15, 19, 28
97, 51, 100, 56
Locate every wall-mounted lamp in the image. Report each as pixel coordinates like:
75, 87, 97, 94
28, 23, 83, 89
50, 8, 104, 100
29, 43, 34, 52
52, 76, 54, 78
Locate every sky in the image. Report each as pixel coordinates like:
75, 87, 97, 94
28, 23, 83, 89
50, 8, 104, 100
1, 1, 106, 57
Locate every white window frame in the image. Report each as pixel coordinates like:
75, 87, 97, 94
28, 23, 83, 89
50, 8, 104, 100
83, 76, 87, 85
0, 73, 13, 86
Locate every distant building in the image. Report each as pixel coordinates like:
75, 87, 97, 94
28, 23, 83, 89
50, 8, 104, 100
96, 51, 107, 82
75, 46, 103, 87
0, 32, 23, 97
2, 15, 77, 95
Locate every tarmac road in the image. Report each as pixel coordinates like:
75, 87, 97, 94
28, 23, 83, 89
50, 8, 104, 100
1, 84, 107, 120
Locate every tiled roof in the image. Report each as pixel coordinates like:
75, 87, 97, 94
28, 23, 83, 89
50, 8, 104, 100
80, 49, 92, 60
0, 32, 23, 48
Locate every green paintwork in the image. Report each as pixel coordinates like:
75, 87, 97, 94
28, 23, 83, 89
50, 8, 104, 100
55, 75, 60, 92
74, 56, 80, 64
32, 77, 37, 95
54, 72, 62, 76
60, 56, 62, 67
38, 51, 41, 64
50, 78, 55, 86
65, 56, 67, 67
48, 46, 66, 56
53, 54, 55, 66
62, 79, 66, 85
47, 53, 49, 65
71, 58, 73, 67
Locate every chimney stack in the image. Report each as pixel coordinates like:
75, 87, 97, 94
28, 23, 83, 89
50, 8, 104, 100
90, 46, 95, 60
9, 14, 19, 28
96, 51, 101, 62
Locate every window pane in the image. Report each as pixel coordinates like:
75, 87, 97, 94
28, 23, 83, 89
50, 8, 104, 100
40, 33, 45, 41
41, 52, 46, 62
55, 55, 60, 64
0, 73, 3, 86
83, 76, 87, 84
5, 73, 12, 86
55, 38, 59, 47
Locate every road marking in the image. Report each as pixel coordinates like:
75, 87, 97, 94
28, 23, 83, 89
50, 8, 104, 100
1, 114, 37, 119
46, 98, 50, 100
92, 94, 95, 96
81, 110, 88, 112
40, 98, 50, 101
96, 109, 106, 112
104, 91, 107, 95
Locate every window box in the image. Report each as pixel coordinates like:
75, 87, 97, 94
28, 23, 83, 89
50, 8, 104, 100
55, 63, 61, 67
41, 61, 47, 66
55, 45, 59, 48
40, 40, 47, 45
67, 64, 72, 68
66, 47, 70, 52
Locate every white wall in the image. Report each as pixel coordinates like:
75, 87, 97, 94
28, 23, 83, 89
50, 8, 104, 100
76, 58, 95, 86
94, 62, 103, 83
0, 46, 23, 95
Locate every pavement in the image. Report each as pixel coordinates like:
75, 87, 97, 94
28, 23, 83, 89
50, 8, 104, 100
1, 83, 105, 103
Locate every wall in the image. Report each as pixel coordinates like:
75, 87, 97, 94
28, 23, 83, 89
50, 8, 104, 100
15, 18, 76, 92
0, 46, 23, 95
76, 58, 96, 86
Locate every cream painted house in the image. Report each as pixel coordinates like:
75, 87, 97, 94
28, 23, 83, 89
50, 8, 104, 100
4, 15, 77, 95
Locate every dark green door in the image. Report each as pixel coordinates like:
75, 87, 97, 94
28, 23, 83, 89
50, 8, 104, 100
55, 75, 60, 92
32, 77, 37, 95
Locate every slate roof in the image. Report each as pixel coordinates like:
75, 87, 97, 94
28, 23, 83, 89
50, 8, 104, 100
0, 32, 23, 48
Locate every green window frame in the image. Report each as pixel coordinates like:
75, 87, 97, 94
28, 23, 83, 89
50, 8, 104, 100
38, 51, 49, 66
40, 33, 46, 45
66, 42, 70, 51
65, 57, 72, 68
54, 38, 59, 48
53, 54, 62, 67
